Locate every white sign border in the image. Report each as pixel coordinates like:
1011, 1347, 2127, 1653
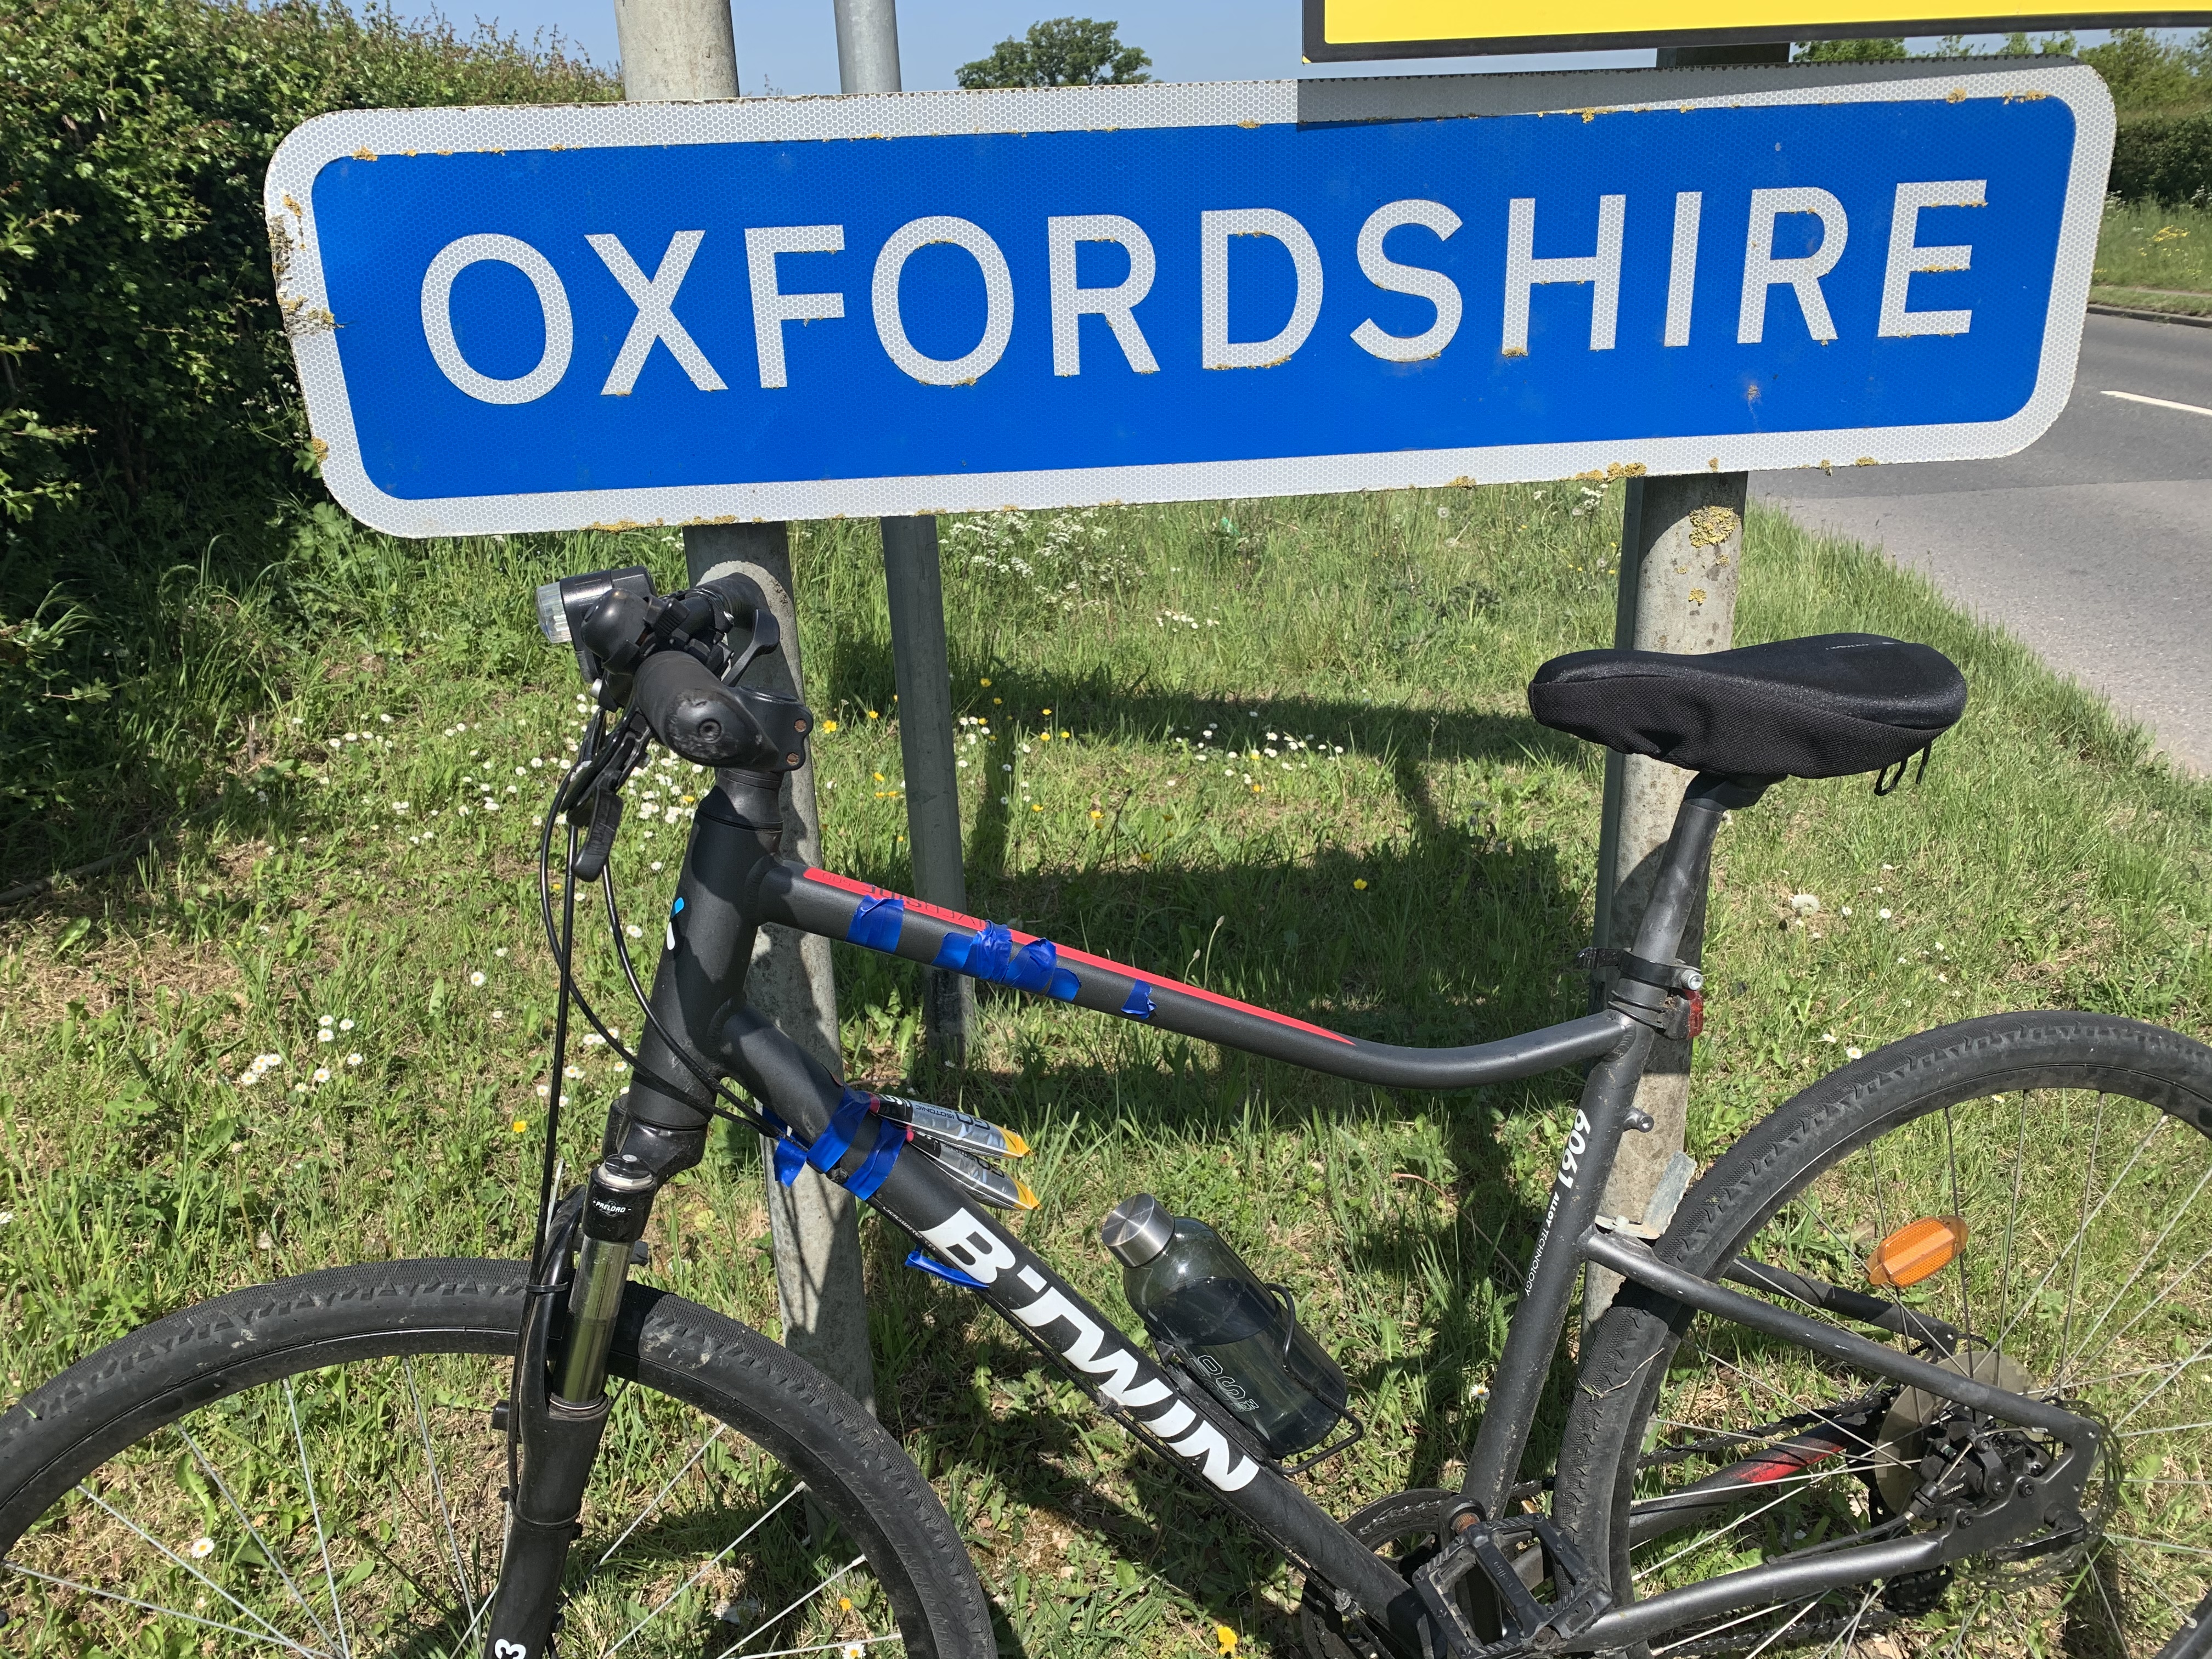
265, 61, 2113, 538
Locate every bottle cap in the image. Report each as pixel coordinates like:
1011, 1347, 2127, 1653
1101, 1193, 1175, 1266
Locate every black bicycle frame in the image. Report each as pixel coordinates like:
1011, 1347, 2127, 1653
500, 761, 2101, 1659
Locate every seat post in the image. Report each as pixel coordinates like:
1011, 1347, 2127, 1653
1626, 773, 1775, 969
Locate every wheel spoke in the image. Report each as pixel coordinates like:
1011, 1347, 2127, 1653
407, 1357, 478, 1630
711, 1555, 866, 1659
178, 1422, 342, 1657
604, 1483, 808, 1656
72, 1481, 312, 1655
2, 1558, 330, 1657
286, 1378, 353, 1659
596, 1417, 731, 1568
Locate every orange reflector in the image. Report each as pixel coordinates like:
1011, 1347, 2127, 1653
1866, 1216, 1967, 1289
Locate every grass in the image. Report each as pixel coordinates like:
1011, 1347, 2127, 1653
2094, 198, 2212, 314
4, 482, 2212, 1654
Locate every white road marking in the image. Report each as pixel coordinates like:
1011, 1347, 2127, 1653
2102, 390, 2212, 419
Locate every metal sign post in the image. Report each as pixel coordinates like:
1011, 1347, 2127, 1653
606, 0, 876, 1416
831, 0, 977, 1064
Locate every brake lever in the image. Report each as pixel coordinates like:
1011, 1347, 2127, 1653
563, 713, 652, 880
721, 605, 780, 687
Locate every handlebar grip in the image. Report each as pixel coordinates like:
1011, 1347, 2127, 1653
632, 649, 764, 768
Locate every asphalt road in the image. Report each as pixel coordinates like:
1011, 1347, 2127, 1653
1756, 313, 2212, 771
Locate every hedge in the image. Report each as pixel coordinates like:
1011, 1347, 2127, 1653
2110, 111, 2212, 206
0, 0, 614, 534
0, 0, 613, 874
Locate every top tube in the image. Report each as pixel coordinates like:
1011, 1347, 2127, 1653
768, 862, 1631, 1090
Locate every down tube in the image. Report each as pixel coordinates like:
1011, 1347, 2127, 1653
868, 1155, 1427, 1645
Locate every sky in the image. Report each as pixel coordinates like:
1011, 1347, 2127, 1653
443, 0, 2152, 93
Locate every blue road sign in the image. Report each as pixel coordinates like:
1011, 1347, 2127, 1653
266, 60, 2111, 537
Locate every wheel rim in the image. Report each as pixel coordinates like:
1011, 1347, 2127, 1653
1617, 1084, 2212, 1657
4, 1351, 904, 1659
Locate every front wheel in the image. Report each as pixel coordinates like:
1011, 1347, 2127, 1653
0, 1259, 993, 1658
1553, 1012, 2212, 1657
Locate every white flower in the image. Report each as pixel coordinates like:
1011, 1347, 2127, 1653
338, 1018, 354, 1031
1790, 894, 1819, 915
494, 946, 507, 957
0, 1212, 13, 1226
393, 801, 410, 814
1878, 908, 1893, 920
1841, 906, 1853, 917
189, 1537, 215, 1560
317, 1014, 334, 1028
317, 1029, 334, 1045
312, 1067, 331, 1084
346, 1053, 363, 1066
470, 971, 486, 988
1846, 1047, 1864, 1059
1820, 1031, 1836, 1044
624, 924, 642, 939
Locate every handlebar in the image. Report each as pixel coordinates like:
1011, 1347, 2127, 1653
542, 564, 814, 774
633, 650, 777, 769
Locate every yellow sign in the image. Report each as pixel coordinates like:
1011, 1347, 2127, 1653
1304, 0, 2211, 58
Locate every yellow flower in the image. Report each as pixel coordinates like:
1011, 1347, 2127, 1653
1216, 1627, 1239, 1655
874, 771, 885, 782
993, 697, 1003, 706
867, 710, 881, 720
1040, 733, 1051, 742
511, 1118, 529, 1133
1031, 803, 1043, 812
979, 677, 992, 687
823, 719, 838, 732
1353, 878, 1369, 890
1060, 730, 1070, 739
1042, 707, 1052, 715
839, 1598, 853, 1612
1090, 809, 1103, 820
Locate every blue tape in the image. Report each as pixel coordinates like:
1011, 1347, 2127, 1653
845, 1120, 909, 1201
806, 1086, 876, 1176
771, 1133, 808, 1187
935, 923, 1082, 1001
671, 895, 685, 915
904, 1248, 987, 1290
848, 893, 905, 953
1121, 980, 1156, 1021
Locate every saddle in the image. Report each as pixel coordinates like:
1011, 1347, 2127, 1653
1528, 633, 1967, 781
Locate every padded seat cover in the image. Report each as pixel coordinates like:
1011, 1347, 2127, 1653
1527, 633, 1967, 780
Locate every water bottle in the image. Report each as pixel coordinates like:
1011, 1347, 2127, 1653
1101, 1193, 1349, 1458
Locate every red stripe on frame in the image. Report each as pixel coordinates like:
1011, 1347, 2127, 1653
801, 868, 1353, 1045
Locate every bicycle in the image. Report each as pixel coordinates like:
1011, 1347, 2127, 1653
8, 562, 2212, 1659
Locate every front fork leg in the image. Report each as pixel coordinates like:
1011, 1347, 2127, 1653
482, 1155, 658, 1658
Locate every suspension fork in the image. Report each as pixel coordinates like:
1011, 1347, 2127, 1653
483, 773, 785, 1657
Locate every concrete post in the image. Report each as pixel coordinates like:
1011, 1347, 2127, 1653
1583, 36, 1785, 1326
1584, 472, 1747, 1323
614, 0, 876, 1414
831, 0, 975, 1064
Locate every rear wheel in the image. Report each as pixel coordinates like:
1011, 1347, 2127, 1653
1553, 1013, 2212, 1656
0, 1259, 993, 1658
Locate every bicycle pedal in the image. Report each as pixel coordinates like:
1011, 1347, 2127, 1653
1415, 1515, 1609, 1659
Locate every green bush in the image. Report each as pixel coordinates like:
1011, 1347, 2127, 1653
2112, 111, 2212, 206
0, 0, 614, 877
